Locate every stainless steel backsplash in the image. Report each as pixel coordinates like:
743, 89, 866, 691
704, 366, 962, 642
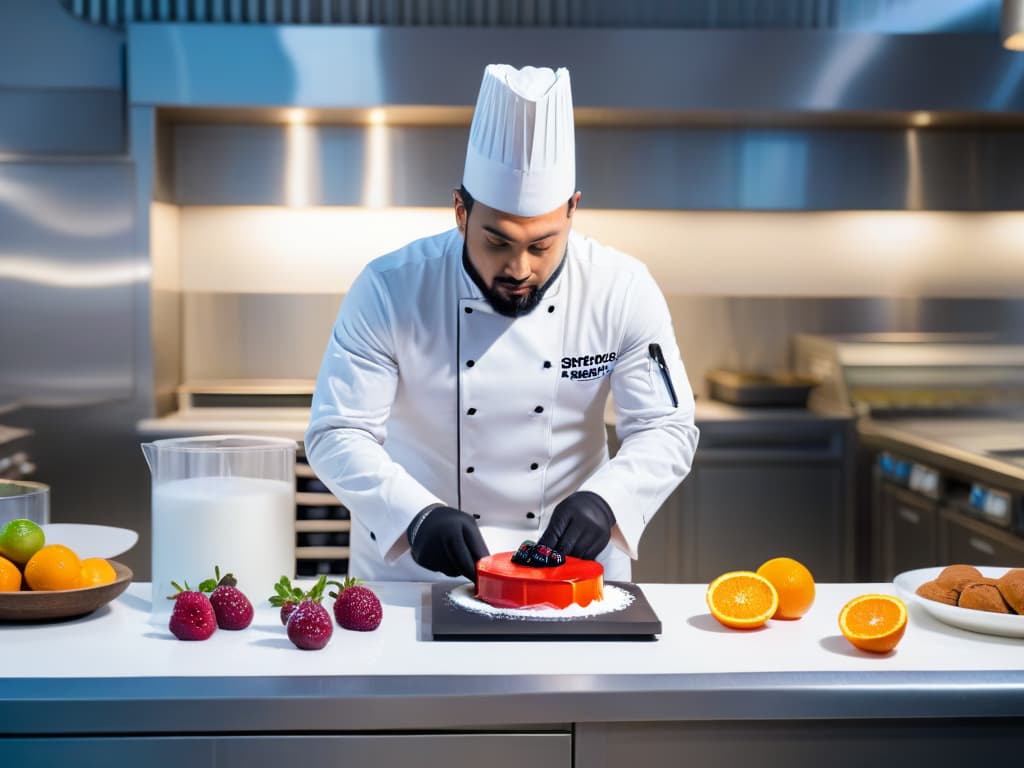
179, 293, 1024, 399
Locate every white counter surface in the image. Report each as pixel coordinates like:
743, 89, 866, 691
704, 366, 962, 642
3, 581, 1020, 680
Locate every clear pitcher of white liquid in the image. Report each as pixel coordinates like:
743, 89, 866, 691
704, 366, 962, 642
142, 435, 296, 618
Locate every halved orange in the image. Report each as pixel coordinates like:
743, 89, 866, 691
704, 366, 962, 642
838, 594, 907, 653
706, 571, 779, 630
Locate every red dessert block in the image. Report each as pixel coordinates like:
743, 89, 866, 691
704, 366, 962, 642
476, 552, 604, 609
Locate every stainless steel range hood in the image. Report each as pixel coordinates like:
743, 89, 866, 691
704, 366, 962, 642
130, 25, 1024, 113
129, 24, 1024, 210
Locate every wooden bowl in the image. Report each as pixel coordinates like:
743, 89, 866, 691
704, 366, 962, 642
0, 560, 133, 622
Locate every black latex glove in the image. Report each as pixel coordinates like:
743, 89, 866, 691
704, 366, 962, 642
407, 505, 489, 581
537, 491, 616, 561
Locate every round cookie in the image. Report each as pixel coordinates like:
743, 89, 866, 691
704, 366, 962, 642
916, 580, 958, 606
958, 582, 1011, 614
936, 564, 983, 592
997, 568, 1024, 614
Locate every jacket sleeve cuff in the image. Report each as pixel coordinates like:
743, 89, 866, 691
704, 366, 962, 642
374, 485, 446, 565
576, 475, 644, 559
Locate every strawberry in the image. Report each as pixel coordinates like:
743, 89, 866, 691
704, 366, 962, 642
269, 575, 305, 625
284, 575, 333, 650
167, 581, 217, 641
330, 576, 382, 632
199, 567, 253, 631
280, 601, 298, 625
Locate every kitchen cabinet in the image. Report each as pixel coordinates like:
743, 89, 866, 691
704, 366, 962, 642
630, 413, 854, 583
878, 482, 941, 581
940, 508, 1024, 567
1, 734, 570, 768
575, 720, 1024, 768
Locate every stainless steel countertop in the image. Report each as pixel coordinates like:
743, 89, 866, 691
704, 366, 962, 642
859, 415, 1024, 492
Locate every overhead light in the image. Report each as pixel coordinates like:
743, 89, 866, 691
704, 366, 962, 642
909, 112, 933, 128
1002, 0, 1024, 50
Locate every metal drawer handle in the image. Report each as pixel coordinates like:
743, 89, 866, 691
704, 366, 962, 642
969, 537, 996, 556
897, 507, 920, 525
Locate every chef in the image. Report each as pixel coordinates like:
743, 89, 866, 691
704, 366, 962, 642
305, 64, 698, 583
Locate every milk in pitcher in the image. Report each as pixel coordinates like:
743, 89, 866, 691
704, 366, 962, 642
151, 475, 294, 617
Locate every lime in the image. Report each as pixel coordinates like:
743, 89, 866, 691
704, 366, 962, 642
0, 518, 46, 566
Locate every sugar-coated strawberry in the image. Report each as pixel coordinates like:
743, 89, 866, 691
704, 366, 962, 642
287, 600, 334, 650
268, 575, 305, 625
282, 575, 333, 650
200, 568, 253, 630
330, 576, 382, 632
279, 601, 297, 625
168, 581, 217, 641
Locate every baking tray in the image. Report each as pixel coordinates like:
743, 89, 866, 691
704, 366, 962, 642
430, 582, 661, 641
706, 369, 818, 407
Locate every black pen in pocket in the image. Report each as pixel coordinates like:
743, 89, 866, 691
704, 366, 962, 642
648, 343, 679, 408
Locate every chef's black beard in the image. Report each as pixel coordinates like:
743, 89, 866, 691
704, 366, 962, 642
461, 243, 566, 318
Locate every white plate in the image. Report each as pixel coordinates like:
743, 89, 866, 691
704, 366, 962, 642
893, 565, 1024, 639
40, 523, 139, 559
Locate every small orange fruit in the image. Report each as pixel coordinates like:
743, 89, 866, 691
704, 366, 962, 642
757, 557, 816, 620
838, 594, 907, 653
0, 555, 22, 592
706, 570, 779, 630
80, 557, 117, 587
24, 544, 83, 591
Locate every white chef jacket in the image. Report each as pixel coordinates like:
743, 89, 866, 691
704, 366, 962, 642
305, 227, 698, 582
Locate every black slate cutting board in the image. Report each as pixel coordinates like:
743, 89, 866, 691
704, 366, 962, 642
430, 582, 661, 641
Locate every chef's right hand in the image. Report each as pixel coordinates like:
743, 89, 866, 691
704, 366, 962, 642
407, 505, 489, 582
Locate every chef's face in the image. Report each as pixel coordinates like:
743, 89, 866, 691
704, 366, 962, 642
455, 190, 581, 317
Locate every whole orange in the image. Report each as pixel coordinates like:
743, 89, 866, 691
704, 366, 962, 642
80, 557, 117, 587
24, 544, 83, 591
0, 555, 21, 592
756, 557, 816, 620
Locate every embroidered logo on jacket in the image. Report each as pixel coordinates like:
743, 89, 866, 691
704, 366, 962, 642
561, 352, 617, 380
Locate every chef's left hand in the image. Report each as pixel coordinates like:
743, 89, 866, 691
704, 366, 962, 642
537, 491, 615, 561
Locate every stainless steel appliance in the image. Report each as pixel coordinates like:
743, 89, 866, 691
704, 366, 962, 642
795, 333, 1024, 418
795, 333, 1024, 578
0, 426, 35, 482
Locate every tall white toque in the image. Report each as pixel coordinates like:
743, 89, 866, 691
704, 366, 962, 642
462, 64, 576, 217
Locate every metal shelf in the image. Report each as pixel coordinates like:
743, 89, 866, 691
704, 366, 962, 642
295, 546, 350, 560
295, 519, 351, 533
295, 491, 343, 506
295, 463, 318, 479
